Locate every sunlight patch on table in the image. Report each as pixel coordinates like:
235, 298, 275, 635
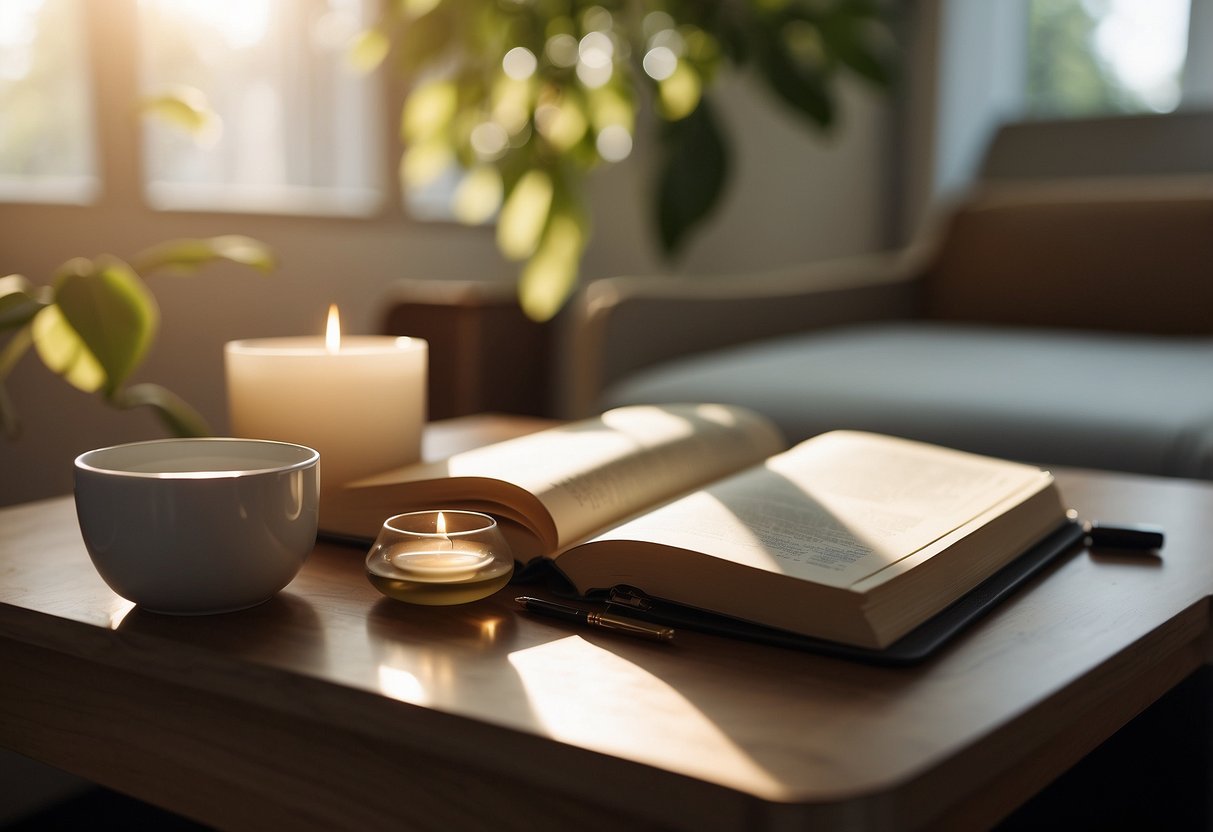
377, 663, 430, 706
507, 636, 783, 793
107, 599, 137, 629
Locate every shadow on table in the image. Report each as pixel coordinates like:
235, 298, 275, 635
115, 592, 329, 675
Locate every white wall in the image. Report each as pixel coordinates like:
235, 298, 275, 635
932, 0, 1029, 199
1184, 0, 1213, 106
585, 73, 892, 278
0, 76, 892, 508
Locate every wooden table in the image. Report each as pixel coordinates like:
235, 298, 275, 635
2, 416, 1211, 831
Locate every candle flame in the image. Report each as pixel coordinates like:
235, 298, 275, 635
325, 304, 341, 353
437, 511, 447, 536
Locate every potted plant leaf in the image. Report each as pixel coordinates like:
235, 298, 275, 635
0, 235, 273, 439
357, 0, 896, 320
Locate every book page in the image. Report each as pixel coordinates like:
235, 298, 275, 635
585, 431, 1052, 589
346, 404, 784, 550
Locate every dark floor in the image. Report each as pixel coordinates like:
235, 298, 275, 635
996, 664, 1213, 831
8, 668, 1211, 830
6, 788, 209, 831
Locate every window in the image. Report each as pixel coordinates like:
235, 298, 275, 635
138, 0, 383, 215
0, 0, 96, 202
924, 0, 1208, 215
0, 0, 485, 222
1026, 0, 1192, 116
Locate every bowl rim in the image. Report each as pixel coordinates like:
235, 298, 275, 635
74, 437, 319, 479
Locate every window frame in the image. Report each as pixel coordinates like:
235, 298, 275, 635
63, 0, 417, 224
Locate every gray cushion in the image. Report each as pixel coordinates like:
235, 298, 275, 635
601, 323, 1213, 479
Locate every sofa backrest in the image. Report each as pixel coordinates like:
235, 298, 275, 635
978, 110, 1213, 182
921, 182, 1213, 335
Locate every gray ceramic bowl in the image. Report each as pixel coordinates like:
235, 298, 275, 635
74, 437, 320, 614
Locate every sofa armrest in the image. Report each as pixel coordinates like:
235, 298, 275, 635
562, 251, 926, 417
380, 278, 557, 419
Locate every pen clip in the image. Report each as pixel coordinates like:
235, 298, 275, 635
608, 585, 653, 611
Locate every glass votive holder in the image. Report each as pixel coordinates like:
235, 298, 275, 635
365, 510, 514, 605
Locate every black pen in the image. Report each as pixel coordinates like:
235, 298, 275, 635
1083, 521, 1164, 551
515, 596, 675, 642
1067, 511, 1165, 551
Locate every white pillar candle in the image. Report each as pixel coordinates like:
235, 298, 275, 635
224, 307, 427, 495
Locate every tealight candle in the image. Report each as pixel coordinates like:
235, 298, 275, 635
366, 510, 515, 605
224, 306, 427, 495
390, 548, 494, 582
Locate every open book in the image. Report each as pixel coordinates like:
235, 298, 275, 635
323, 404, 1067, 650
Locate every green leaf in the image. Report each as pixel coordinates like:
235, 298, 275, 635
394, 10, 454, 82
655, 98, 730, 256
114, 383, 213, 438
452, 165, 503, 224
817, 12, 896, 88
400, 138, 455, 188
497, 169, 554, 261
518, 210, 586, 322
0, 274, 50, 330
401, 79, 459, 142
139, 86, 222, 144
49, 257, 158, 396
0, 324, 34, 436
534, 91, 589, 151
401, 0, 441, 16
349, 27, 391, 73
658, 63, 703, 121
31, 304, 106, 393
0, 323, 33, 379
132, 235, 275, 276
752, 20, 835, 128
